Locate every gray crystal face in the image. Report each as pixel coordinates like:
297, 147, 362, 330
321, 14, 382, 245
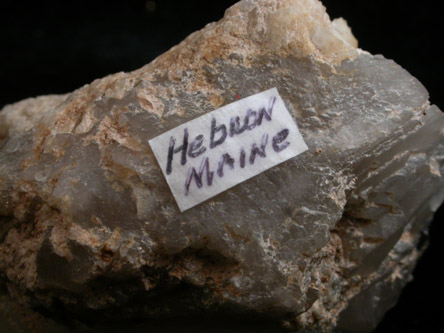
0, 0, 443, 332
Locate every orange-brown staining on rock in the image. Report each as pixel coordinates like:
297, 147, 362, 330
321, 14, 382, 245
167, 245, 241, 298
50, 143, 68, 160
166, 68, 186, 82
143, 0, 358, 84
32, 127, 51, 162
0, 94, 68, 143
52, 73, 133, 136
136, 87, 165, 117
89, 229, 138, 271
99, 150, 139, 190
90, 215, 103, 227
102, 73, 137, 100
0, 203, 66, 291
99, 245, 114, 263
10, 180, 38, 222
198, 34, 233, 64
104, 228, 123, 251
49, 223, 73, 262
223, 224, 251, 243
91, 112, 141, 152
211, 283, 241, 299
21, 157, 36, 170
72, 104, 97, 135
399, 231, 415, 245
0, 231, 39, 289
47, 165, 68, 191
68, 225, 102, 253
53, 97, 89, 134
264, 0, 358, 64
184, 74, 223, 103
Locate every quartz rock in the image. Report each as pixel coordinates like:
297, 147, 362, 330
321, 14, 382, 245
1, 0, 443, 332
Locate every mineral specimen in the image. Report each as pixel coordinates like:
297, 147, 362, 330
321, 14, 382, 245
1, 0, 443, 332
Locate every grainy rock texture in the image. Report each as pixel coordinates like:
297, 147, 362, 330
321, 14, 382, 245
1, 0, 443, 331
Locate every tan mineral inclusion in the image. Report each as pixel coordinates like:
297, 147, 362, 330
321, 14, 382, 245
0, 0, 443, 332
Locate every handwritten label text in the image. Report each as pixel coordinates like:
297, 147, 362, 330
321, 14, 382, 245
149, 88, 308, 211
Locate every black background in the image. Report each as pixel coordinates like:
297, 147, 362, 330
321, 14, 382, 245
0, 0, 442, 332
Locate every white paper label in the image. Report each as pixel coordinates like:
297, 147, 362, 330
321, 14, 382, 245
149, 87, 308, 212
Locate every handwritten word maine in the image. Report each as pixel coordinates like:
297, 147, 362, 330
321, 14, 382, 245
165, 96, 291, 195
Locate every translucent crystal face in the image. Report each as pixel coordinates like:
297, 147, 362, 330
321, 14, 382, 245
0, 0, 443, 331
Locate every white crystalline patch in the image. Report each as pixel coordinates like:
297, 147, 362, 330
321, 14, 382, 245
149, 88, 308, 211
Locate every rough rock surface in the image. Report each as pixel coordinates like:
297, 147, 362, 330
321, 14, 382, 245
1, 0, 443, 331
